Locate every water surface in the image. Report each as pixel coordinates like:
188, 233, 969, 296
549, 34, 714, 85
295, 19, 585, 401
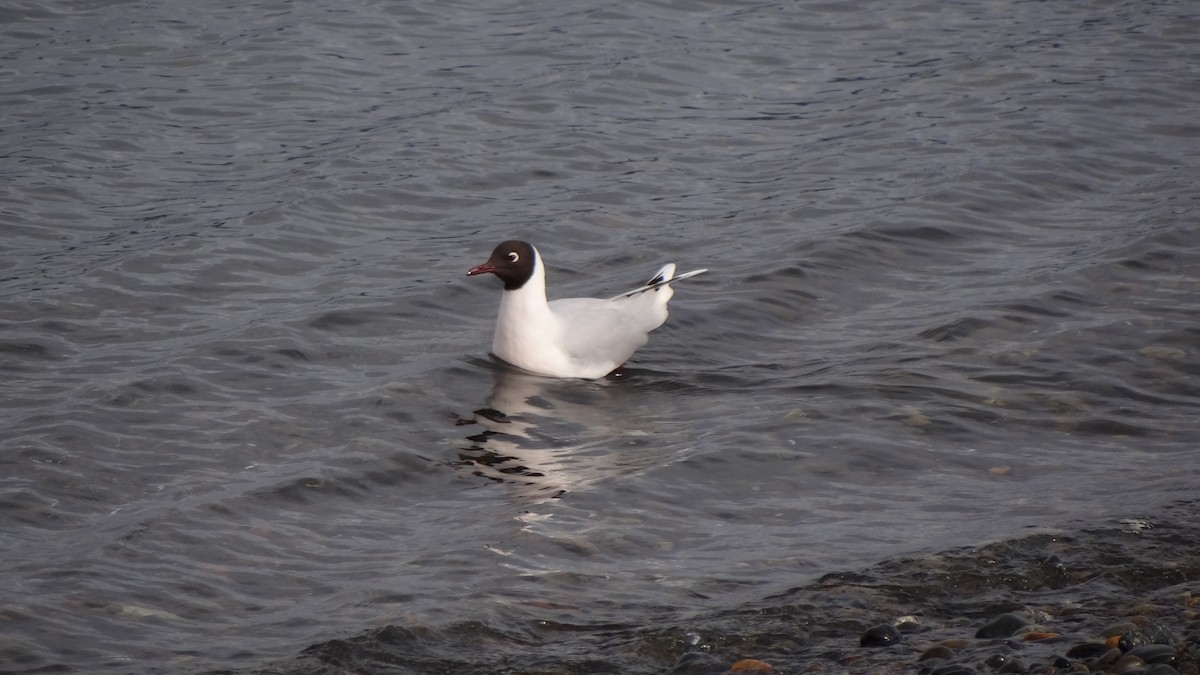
1, 0, 1198, 671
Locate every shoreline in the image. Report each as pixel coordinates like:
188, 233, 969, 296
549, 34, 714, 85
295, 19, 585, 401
245, 500, 1200, 674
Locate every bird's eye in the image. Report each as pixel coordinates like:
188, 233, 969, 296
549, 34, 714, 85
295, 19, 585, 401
507, 252, 520, 263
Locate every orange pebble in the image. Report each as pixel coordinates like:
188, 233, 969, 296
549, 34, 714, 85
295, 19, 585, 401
1023, 632, 1060, 641
731, 659, 775, 673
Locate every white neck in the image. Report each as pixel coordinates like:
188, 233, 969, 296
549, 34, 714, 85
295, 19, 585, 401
493, 247, 554, 353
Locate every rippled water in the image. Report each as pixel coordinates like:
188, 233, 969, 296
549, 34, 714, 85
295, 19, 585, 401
2, 0, 1198, 672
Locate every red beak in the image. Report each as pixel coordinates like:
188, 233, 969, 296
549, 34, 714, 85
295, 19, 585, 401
467, 263, 495, 277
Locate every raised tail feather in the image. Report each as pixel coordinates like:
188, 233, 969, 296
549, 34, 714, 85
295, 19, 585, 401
609, 267, 708, 300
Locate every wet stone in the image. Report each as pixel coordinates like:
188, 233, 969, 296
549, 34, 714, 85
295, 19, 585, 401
1111, 654, 1147, 674
859, 623, 902, 647
1096, 647, 1125, 667
668, 651, 727, 674
1139, 345, 1186, 361
1107, 621, 1141, 638
983, 654, 1009, 668
1108, 620, 1177, 651
1065, 642, 1112, 660
836, 653, 867, 667
928, 665, 977, 675
730, 658, 775, 673
1128, 643, 1179, 665
941, 638, 969, 649
918, 645, 955, 662
976, 613, 1031, 639
1142, 665, 1181, 675
988, 653, 1036, 667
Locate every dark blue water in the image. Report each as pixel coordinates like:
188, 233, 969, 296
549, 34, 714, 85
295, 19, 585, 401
2, 0, 1198, 672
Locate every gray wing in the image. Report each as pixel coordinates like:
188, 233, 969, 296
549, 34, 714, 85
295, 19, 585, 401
549, 291, 671, 367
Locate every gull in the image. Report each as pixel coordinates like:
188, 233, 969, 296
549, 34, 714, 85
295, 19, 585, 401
467, 240, 706, 378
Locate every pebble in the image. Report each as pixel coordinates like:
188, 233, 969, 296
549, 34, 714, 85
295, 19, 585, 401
1139, 345, 1186, 361
983, 654, 1009, 668
975, 613, 1030, 639
1108, 620, 1177, 651
1095, 647, 1125, 667
668, 651, 726, 674
859, 623, 902, 647
941, 638, 969, 649
918, 645, 955, 662
984, 653, 1029, 673
899, 405, 931, 427
1127, 643, 1178, 665
928, 665, 977, 675
1065, 642, 1112, 659
1111, 654, 1147, 674
110, 604, 184, 621
730, 659, 775, 673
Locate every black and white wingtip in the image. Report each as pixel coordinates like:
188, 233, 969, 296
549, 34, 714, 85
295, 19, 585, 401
610, 267, 708, 300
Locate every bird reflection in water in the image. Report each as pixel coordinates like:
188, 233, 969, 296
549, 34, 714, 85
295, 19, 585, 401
453, 362, 668, 503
